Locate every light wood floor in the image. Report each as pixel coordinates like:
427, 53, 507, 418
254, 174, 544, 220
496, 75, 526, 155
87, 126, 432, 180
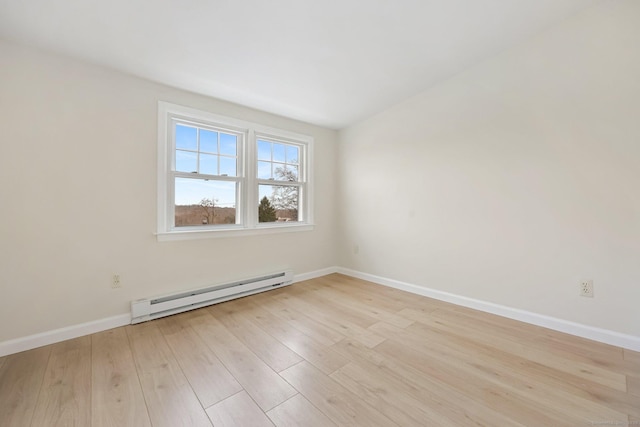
1, 274, 638, 426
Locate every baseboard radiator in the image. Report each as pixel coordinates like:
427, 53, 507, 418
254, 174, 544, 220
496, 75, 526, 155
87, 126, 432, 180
131, 270, 294, 324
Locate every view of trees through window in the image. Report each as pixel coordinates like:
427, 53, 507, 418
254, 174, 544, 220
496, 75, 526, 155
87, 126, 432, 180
174, 197, 236, 226
257, 139, 300, 223
258, 184, 299, 223
174, 137, 301, 227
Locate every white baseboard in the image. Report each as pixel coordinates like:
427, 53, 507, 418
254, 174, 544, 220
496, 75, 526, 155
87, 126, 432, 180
336, 267, 640, 352
0, 313, 131, 357
3, 266, 638, 357
293, 266, 339, 283
0, 267, 339, 357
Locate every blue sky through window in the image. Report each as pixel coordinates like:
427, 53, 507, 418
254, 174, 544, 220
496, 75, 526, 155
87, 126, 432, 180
176, 124, 197, 150
174, 123, 239, 206
175, 178, 236, 207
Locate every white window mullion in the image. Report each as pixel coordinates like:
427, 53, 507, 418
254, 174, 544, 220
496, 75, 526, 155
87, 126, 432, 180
246, 129, 258, 228
168, 175, 175, 230
236, 129, 246, 227
166, 119, 176, 231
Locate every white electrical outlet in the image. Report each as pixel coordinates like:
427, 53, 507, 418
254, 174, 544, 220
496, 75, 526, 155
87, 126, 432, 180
580, 280, 594, 297
112, 274, 121, 288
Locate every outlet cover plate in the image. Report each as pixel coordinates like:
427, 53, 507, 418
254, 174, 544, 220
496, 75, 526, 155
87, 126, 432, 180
580, 280, 594, 297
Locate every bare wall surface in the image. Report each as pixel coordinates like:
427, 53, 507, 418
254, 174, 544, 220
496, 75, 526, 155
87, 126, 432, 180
2, 0, 639, 346
0, 41, 338, 342
338, 0, 640, 336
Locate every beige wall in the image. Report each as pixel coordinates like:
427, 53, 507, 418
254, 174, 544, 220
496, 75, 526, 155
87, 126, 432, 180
338, 0, 640, 336
0, 40, 338, 342
2, 0, 639, 345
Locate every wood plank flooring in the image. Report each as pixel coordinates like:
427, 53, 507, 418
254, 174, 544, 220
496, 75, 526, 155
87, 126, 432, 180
0, 273, 638, 426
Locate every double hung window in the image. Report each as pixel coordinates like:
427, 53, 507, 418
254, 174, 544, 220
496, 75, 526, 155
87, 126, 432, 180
157, 102, 313, 240
257, 138, 302, 223
173, 122, 241, 226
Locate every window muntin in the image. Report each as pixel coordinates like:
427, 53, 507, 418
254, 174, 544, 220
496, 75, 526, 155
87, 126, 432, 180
174, 123, 238, 176
257, 139, 300, 181
171, 119, 242, 229
158, 102, 313, 239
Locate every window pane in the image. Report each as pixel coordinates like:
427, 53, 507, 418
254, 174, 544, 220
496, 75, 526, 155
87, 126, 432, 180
220, 156, 236, 176
200, 129, 218, 153
273, 143, 285, 162
286, 165, 298, 181
220, 133, 237, 156
258, 184, 299, 223
257, 161, 272, 179
257, 140, 271, 160
175, 178, 236, 226
200, 153, 218, 175
176, 150, 197, 173
176, 124, 197, 150
286, 145, 299, 164
273, 163, 289, 181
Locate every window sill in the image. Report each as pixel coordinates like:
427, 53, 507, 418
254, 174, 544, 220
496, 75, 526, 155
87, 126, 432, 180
156, 223, 315, 241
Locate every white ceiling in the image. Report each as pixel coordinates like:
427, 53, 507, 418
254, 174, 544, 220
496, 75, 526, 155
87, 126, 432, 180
0, 0, 596, 129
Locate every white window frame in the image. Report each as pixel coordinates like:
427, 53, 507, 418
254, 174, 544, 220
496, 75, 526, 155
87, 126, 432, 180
157, 102, 314, 241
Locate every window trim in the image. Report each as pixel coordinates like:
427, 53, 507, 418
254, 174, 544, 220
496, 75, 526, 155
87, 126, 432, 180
157, 101, 314, 241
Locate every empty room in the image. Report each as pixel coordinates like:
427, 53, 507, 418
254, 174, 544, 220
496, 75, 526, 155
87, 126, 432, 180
0, 0, 639, 426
